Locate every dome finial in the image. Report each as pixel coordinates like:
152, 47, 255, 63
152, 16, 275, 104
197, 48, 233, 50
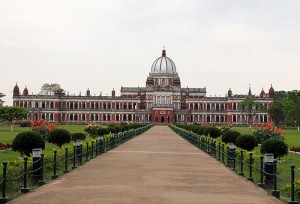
162, 46, 166, 56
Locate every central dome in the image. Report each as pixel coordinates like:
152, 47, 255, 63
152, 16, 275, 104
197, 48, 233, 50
151, 49, 177, 74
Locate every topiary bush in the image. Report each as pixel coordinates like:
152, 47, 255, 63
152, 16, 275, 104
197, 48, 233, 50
235, 134, 258, 151
47, 128, 71, 148
209, 126, 221, 139
12, 131, 45, 156
203, 127, 210, 136
107, 126, 117, 134
203, 126, 221, 138
222, 130, 241, 144
260, 138, 288, 159
71, 132, 86, 141
97, 128, 110, 137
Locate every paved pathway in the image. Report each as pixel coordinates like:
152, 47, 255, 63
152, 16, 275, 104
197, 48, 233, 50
9, 126, 282, 204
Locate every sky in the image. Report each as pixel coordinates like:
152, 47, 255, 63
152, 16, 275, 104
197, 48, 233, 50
1, 0, 300, 105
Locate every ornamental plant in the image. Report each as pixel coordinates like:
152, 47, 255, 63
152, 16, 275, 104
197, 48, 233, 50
71, 132, 87, 141
12, 131, 45, 156
47, 128, 71, 148
260, 138, 288, 159
220, 124, 232, 135
84, 123, 104, 138
252, 122, 285, 144
235, 134, 258, 151
31, 119, 57, 140
222, 130, 241, 144
203, 126, 221, 138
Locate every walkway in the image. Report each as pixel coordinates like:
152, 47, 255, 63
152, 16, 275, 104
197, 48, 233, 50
9, 126, 282, 204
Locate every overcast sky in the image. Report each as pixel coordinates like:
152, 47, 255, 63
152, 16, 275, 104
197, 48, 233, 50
1, 0, 300, 105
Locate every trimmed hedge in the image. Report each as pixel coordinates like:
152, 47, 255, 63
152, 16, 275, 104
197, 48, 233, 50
222, 130, 241, 144
235, 134, 258, 151
71, 132, 86, 141
260, 138, 288, 159
12, 131, 45, 156
48, 129, 71, 148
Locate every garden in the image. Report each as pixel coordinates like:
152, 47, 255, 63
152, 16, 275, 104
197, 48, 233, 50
0, 120, 152, 203
170, 123, 300, 203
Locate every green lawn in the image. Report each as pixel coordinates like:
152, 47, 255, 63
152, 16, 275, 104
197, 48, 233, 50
0, 124, 87, 162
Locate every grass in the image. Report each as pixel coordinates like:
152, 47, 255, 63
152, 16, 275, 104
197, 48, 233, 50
0, 124, 299, 202
0, 124, 87, 162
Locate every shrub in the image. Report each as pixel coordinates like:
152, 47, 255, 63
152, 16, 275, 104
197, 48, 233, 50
196, 126, 205, 135
203, 126, 221, 138
260, 138, 288, 159
12, 131, 45, 156
107, 126, 117, 134
209, 127, 221, 138
222, 130, 241, 144
47, 129, 71, 148
71, 132, 86, 141
31, 119, 57, 139
252, 122, 285, 143
203, 127, 210, 136
235, 134, 258, 151
220, 124, 232, 135
97, 128, 110, 137
19, 120, 31, 127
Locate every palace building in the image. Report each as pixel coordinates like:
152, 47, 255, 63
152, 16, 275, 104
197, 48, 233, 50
13, 49, 274, 124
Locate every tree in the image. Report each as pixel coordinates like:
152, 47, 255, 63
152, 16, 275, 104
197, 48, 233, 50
240, 96, 260, 125
268, 100, 285, 127
0, 106, 29, 131
283, 90, 300, 126
0, 92, 5, 106
40, 83, 64, 95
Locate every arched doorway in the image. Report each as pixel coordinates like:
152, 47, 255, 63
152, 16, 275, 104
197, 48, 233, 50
161, 116, 165, 124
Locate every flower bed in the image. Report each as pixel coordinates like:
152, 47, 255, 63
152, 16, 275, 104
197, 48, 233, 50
290, 147, 300, 153
0, 143, 12, 151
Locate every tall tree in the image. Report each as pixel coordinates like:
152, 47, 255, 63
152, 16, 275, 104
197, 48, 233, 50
0, 106, 29, 131
240, 96, 260, 125
0, 92, 5, 106
40, 83, 64, 95
268, 100, 285, 126
283, 90, 300, 126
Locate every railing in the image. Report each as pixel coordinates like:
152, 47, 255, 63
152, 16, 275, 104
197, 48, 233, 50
0, 124, 153, 203
169, 124, 299, 204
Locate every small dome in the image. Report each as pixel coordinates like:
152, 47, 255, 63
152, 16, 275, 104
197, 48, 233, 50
151, 49, 176, 74
23, 86, 29, 96
13, 83, 20, 96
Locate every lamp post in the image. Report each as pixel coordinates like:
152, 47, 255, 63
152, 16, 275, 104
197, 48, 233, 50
264, 153, 274, 185
32, 148, 42, 177
228, 143, 236, 169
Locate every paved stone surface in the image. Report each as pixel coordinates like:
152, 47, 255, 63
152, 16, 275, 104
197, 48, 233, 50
9, 126, 282, 204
